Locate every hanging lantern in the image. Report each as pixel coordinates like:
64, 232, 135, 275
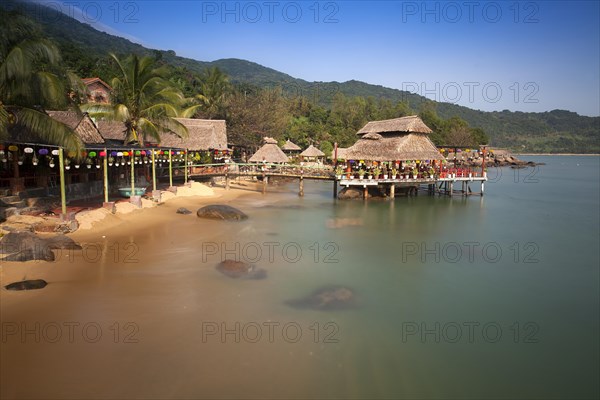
123, 151, 129, 156
99, 151, 106, 157
51, 149, 59, 156
117, 151, 123, 157
88, 151, 97, 157
110, 151, 118, 157
24, 147, 34, 154
8, 145, 18, 151
39, 149, 49, 155
68, 151, 76, 157
135, 150, 141, 156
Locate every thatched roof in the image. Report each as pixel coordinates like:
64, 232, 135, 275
46, 111, 105, 144
263, 137, 278, 144
249, 142, 290, 163
344, 132, 444, 162
155, 118, 227, 150
95, 118, 227, 150
333, 147, 348, 160
300, 144, 325, 157
96, 120, 126, 141
82, 77, 112, 90
357, 115, 433, 135
282, 139, 301, 151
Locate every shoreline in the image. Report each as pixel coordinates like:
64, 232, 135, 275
0, 181, 265, 295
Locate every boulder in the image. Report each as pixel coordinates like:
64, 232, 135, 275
216, 259, 267, 279
176, 207, 192, 215
337, 187, 364, 200
5, 279, 48, 291
0, 231, 82, 262
285, 285, 356, 310
197, 205, 248, 221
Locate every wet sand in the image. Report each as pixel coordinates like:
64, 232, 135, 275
0, 182, 345, 399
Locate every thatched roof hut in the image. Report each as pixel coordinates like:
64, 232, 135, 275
155, 118, 227, 150
300, 145, 325, 158
281, 139, 301, 152
344, 116, 443, 162
357, 115, 433, 135
95, 118, 228, 150
249, 137, 290, 163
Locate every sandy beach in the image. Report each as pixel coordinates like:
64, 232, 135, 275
1, 181, 337, 399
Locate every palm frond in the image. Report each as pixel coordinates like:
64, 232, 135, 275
15, 107, 83, 156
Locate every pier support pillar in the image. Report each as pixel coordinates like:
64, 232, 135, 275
333, 180, 338, 199
481, 181, 485, 196
262, 175, 268, 194
299, 177, 304, 197
389, 184, 395, 198
225, 173, 230, 190
363, 185, 368, 200
449, 181, 454, 196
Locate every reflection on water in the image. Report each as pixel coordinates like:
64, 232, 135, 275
1, 156, 598, 399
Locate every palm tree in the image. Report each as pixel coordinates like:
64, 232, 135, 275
195, 67, 231, 119
0, 9, 83, 153
84, 53, 190, 147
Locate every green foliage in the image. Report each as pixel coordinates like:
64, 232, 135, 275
4, 0, 597, 153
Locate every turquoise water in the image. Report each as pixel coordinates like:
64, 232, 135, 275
2, 156, 598, 399
224, 155, 599, 398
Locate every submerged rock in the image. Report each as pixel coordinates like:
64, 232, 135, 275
0, 231, 82, 262
176, 207, 192, 215
216, 259, 267, 279
5, 279, 48, 291
286, 285, 356, 310
197, 205, 248, 221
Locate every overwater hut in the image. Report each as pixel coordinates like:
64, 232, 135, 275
300, 145, 326, 164
343, 116, 443, 175
249, 137, 290, 163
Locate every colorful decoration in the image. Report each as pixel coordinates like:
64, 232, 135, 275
88, 151, 97, 157
24, 147, 34, 154
99, 151, 107, 157
51, 149, 59, 156
8, 145, 18, 151
39, 149, 49, 155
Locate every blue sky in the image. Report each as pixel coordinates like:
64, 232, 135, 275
36, 0, 600, 116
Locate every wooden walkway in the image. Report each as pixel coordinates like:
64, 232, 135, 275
183, 163, 487, 198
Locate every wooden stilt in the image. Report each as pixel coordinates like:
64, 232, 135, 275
481, 181, 485, 196
449, 181, 454, 196
363, 185, 368, 200
333, 180, 338, 199
299, 176, 304, 197
390, 183, 395, 198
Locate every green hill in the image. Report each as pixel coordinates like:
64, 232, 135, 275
3, 0, 598, 153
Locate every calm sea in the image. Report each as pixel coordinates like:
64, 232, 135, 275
222, 155, 599, 399
2, 155, 598, 399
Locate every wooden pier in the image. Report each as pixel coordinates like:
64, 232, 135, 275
182, 163, 487, 199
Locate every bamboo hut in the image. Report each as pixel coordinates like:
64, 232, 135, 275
249, 137, 290, 163
344, 116, 443, 162
300, 145, 325, 164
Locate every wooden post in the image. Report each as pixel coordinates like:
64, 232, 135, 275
333, 179, 338, 199
363, 185, 368, 200
481, 181, 485, 196
168, 148, 173, 188
449, 181, 454, 196
152, 149, 156, 191
130, 148, 135, 196
225, 163, 230, 190
262, 170, 267, 194
103, 147, 108, 203
299, 176, 304, 197
390, 183, 395, 198
184, 149, 188, 184
58, 147, 67, 216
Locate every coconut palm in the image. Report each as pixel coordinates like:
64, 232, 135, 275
0, 9, 83, 153
195, 67, 231, 119
84, 53, 192, 147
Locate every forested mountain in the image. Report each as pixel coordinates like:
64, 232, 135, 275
2, 0, 598, 153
